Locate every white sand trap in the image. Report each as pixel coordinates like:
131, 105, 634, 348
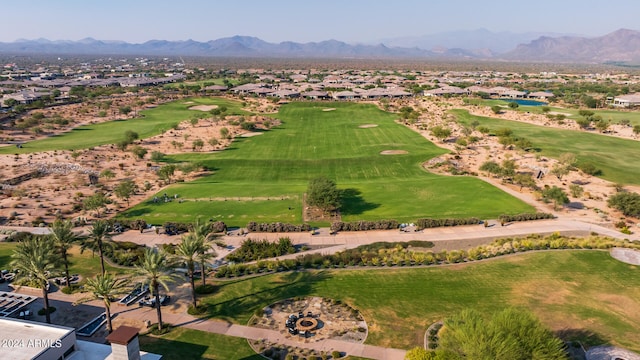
240, 132, 263, 137
322, 108, 336, 112
183, 101, 195, 104
359, 124, 378, 128
611, 248, 640, 265
189, 105, 219, 111
380, 150, 408, 155
548, 111, 572, 116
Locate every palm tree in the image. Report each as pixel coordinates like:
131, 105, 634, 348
75, 273, 129, 333
11, 237, 59, 323
81, 220, 112, 275
134, 248, 180, 331
191, 218, 216, 287
196, 245, 215, 288
49, 219, 80, 288
173, 233, 203, 308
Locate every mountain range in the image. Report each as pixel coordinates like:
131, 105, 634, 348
1, 29, 639, 64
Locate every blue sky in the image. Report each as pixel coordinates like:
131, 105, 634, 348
1, 0, 637, 43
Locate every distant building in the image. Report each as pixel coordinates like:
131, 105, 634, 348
611, 93, 640, 108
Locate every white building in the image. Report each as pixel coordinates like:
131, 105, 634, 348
0, 318, 162, 360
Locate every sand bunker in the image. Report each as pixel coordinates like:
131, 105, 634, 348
189, 105, 219, 111
359, 124, 378, 128
380, 150, 408, 155
240, 132, 263, 137
611, 248, 640, 265
183, 101, 195, 104
322, 108, 336, 112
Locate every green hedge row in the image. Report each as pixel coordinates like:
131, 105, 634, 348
246, 222, 311, 233
330, 220, 398, 232
498, 213, 555, 223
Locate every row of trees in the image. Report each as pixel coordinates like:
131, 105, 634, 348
11, 218, 217, 332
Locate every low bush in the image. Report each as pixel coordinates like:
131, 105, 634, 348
416, 217, 480, 229
38, 306, 56, 316
498, 213, 555, 223
330, 219, 399, 232
226, 237, 296, 263
247, 222, 311, 232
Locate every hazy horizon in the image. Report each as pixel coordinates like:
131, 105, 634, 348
1, 0, 637, 44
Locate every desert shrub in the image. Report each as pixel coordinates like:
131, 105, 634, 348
416, 217, 480, 229
330, 219, 399, 232
227, 237, 296, 263
577, 162, 602, 176
608, 192, 640, 218
498, 213, 555, 223
247, 222, 311, 232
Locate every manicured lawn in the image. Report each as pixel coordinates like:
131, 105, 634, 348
0, 243, 125, 278
139, 328, 262, 360
0, 97, 248, 154
453, 109, 640, 185
200, 251, 640, 350
139, 327, 373, 360
465, 97, 640, 125
121, 102, 533, 226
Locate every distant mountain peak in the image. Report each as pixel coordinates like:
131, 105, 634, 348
504, 28, 640, 63
0, 30, 638, 63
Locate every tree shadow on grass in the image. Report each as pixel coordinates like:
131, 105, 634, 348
203, 271, 330, 322
139, 337, 208, 360
340, 188, 379, 216
555, 328, 609, 347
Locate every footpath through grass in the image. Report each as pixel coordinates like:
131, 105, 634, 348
0, 97, 248, 154
200, 251, 640, 351
453, 109, 640, 185
122, 102, 533, 226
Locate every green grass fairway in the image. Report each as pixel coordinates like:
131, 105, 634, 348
122, 102, 533, 226
465, 97, 640, 125
0, 97, 248, 154
453, 109, 640, 185
200, 251, 640, 350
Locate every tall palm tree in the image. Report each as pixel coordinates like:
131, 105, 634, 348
75, 273, 129, 333
11, 237, 59, 323
196, 245, 215, 287
191, 218, 216, 287
81, 220, 112, 275
173, 233, 203, 308
134, 248, 180, 331
49, 219, 80, 287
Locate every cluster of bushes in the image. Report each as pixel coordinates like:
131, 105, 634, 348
214, 234, 640, 278
101, 241, 146, 266
108, 219, 147, 230
498, 213, 555, 223
330, 220, 398, 232
417, 217, 480, 229
226, 237, 296, 263
246, 222, 311, 233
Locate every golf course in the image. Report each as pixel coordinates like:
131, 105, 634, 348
121, 101, 534, 225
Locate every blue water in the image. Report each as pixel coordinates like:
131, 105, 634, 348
499, 98, 547, 106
